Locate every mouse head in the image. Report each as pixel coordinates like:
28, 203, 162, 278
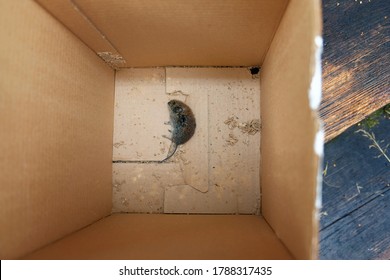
168, 99, 185, 114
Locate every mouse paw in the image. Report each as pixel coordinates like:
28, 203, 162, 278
164, 121, 171, 125
162, 135, 172, 141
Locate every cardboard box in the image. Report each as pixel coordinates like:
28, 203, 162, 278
0, 0, 323, 259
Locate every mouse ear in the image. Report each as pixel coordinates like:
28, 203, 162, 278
172, 105, 183, 113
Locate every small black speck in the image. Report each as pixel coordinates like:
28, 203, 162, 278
249, 67, 260, 75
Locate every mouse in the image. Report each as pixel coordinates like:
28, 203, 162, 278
113, 99, 196, 164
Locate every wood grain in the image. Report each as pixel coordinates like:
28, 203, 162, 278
320, 0, 390, 142
319, 0, 390, 260
320, 114, 390, 259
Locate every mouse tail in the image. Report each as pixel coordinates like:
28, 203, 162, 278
159, 143, 178, 163
112, 144, 178, 164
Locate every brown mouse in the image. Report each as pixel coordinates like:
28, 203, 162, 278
113, 99, 196, 164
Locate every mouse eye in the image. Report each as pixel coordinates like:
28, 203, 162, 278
173, 106, 183, 113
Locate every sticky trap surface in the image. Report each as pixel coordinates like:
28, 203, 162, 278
112, 67, 261, 213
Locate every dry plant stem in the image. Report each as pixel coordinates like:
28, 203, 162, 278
356, 129, 390, 163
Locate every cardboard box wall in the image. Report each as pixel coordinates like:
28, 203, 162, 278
0, 0, 322, 259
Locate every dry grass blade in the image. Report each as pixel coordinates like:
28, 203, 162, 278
356, 129, 390, 163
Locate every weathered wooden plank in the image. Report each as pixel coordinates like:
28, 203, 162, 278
320, 188, 390, 259
320, 0, 390, 142
320, 111, 390, 259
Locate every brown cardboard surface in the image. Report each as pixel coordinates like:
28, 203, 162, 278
165, 69, 210, 193
0, 0, 321, 260
112, 68, 260, 214
260, 0, 322, 259
35, 0, 120, 57
113, 68, 168, 161
39, 0, 289, 67
112, 164, 183, 213
25, 214, 293, 259
164, 68, 261, 213
0, 0, 114, 259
